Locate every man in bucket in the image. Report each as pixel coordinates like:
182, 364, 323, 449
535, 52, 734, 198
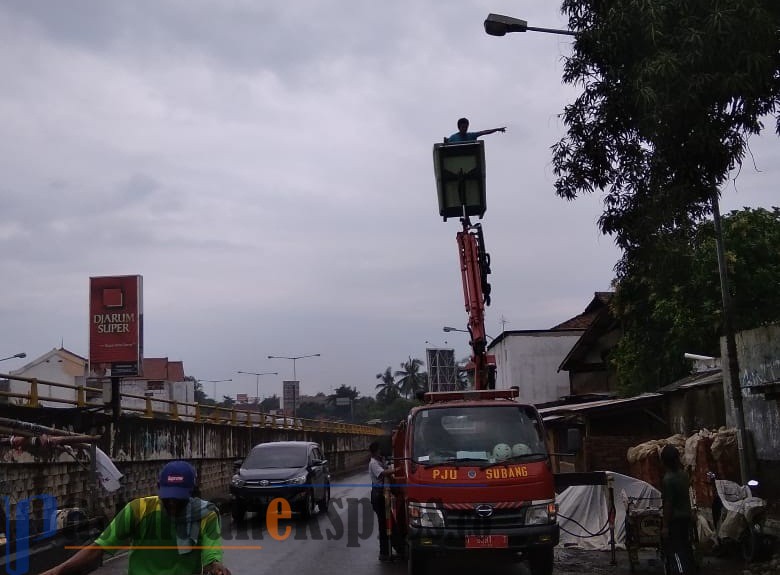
41, 460, 231, 575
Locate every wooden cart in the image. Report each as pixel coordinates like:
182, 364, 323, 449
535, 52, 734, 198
624, 496, 664, 572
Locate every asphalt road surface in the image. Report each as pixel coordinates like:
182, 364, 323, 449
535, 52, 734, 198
89, 471, 754, 575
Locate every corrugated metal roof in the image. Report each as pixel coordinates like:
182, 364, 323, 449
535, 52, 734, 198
538, 392, 662, 416
657, 369, 721, 393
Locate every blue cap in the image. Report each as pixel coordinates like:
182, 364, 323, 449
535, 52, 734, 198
159, 460, 196, 499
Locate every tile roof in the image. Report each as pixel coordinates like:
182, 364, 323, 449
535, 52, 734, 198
550, 291, 614, 331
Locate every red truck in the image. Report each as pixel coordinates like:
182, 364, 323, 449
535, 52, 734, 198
388, 389, 559, 575
383, 141, 560, 574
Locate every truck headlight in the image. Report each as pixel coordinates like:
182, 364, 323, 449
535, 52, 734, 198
231, 476, 245, 487
408, 502, 445, 529
525, 501, 557, 525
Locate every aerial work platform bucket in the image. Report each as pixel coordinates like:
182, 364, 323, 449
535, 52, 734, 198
432, 140, 487, 221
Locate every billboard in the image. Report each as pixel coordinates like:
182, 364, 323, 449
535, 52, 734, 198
426, 347, 457, 392
89, 275, 143, 378
282, 380, 300, 415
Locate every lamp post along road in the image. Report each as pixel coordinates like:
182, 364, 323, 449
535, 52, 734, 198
268, 354, 320, 417
0, 352, 26, 363
202, 379, 232, 401
483, 10, 751, 481
237, 371, 278, 404
267, 354, 321, 381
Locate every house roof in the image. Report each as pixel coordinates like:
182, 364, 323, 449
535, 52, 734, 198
556, 292, 618, 372
141, 358, 185, 382
656, 369, 722, 393
10, 347, 86, 374
539, 392, 662, 419
487, 328, 585, 350
551, 292, 614, 331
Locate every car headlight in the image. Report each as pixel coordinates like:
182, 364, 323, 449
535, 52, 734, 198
231, 476, 245, 487
525, 501, 557, 525
408, 502, 445, 529
287, 473, 308, 485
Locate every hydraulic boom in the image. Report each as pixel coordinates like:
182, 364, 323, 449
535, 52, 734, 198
457, 215, 496, 390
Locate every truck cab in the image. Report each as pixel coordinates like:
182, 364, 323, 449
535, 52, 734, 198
389, 389, 558, 575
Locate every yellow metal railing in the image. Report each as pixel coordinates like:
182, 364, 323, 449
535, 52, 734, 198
0, 373, 382, 435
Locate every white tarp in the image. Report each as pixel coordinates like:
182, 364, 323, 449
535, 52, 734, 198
556, 471, 661, 550
714, 479, 765, 541
94, 446, 123, 492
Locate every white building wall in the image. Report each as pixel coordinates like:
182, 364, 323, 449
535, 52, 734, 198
491, 330, 584, 405
9, 353, 86, 408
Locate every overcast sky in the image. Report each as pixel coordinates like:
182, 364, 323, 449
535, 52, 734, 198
1, 1, 778, 402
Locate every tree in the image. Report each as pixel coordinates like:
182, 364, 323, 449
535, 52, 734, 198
185, 376, 210, 404
553, 0, 780, 251
395, 357, 426, 398
375, 367, 400, 404
611, 207, 780, 395
259, 395, 280, 411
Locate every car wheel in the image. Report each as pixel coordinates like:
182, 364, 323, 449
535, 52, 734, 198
407, 545, 427, 575
300, 489, 316, 519
231, 501, 246, 524
317, 483, 330, 513
526, 546, 554, 575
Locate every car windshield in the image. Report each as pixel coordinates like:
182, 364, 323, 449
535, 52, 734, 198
243, 444, 308, 469
411, 405, 547, 465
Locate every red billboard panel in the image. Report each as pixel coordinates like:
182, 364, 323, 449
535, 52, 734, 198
89, 275, 143, 377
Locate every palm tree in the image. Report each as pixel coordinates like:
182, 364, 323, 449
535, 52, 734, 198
375, 367, 400, 404
395, 356, 426, 399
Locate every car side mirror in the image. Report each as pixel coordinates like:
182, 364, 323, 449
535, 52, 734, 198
310, 459, 326, 467
233, 458, 243, 473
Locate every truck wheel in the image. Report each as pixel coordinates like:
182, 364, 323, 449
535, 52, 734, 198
407, 546, 427, 575
527, 546, 554, 575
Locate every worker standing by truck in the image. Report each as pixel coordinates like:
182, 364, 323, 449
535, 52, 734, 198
368, 441, 394, 562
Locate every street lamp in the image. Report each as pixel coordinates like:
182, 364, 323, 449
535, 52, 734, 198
201, 379, 232, 401
484, 13, 576, 37
443, 326, 494, 341
236, 371, 278, 403
267, 354, 321, 381
483, 11, 749, 482
0, 352, 26, 363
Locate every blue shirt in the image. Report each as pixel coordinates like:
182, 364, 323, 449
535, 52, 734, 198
447, 131, 478, 143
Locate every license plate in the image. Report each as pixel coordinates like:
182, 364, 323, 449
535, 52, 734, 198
465, 535, 508, 548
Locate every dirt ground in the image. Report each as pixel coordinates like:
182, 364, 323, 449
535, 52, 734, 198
553, 546, 779, 575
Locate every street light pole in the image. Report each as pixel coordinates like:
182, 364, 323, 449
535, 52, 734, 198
482, 12, 750, 482
202, 379, 232, 401
0, 352, 26, 363
484, 14, 576, 37
237, 371, 278, 404
443, 326, 494, 341
267, 354, 321, 381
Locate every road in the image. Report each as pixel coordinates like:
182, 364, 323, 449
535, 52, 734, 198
90, 471, 754, 575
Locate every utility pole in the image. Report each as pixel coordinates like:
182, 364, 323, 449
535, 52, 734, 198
711, 192, 750, 483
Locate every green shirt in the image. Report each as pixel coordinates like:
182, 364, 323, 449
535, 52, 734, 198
94, 496, 223, 575
662, 469, 692, 520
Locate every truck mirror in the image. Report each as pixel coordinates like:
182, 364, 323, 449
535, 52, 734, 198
567, 428, 582, 452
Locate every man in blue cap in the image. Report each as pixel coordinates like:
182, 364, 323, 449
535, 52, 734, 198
40, 460, 231, 575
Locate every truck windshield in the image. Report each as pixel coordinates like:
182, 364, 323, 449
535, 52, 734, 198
411, 405, 547, 465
